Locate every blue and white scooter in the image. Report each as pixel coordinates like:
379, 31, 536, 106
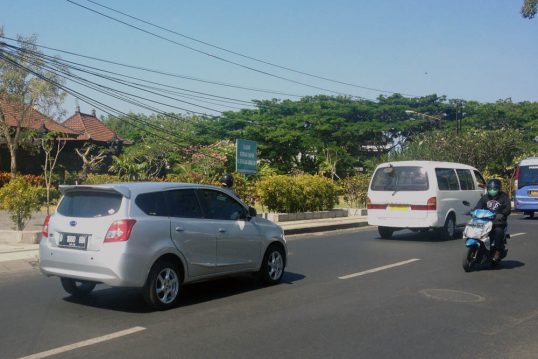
462, 209, 509, 272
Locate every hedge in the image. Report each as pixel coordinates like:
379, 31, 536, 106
257, 175, 340, 213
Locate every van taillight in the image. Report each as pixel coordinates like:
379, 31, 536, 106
104, 220, 137, 243
367, 197, 387, 210
427, 197, 437, 210
42, 215, 50, 238
410, 197, 437, 211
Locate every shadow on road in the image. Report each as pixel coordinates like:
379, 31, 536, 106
379, 230, 463, 242
63, 271, 305, 313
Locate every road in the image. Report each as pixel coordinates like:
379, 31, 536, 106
1, 214, 537, 359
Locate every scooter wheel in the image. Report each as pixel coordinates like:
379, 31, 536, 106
463, 247, 477, 272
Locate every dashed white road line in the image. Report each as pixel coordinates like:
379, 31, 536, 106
18, 326, 146, 359
510, 232, 526, 238
338, 258, 420, 280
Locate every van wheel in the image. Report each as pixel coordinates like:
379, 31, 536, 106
378, 226, 393, 239
439, 214, 456, 240
529, 212, 535, 219
60, 278, 96, 297
143, 260, 182, 310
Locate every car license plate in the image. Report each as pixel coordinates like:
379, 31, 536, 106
388, 205, 410, 211
529, 190, 538, 196
59, 233, 89, 250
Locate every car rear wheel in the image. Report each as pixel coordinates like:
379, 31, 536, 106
143, 260, 182, 310
259, 245, 285, 285
378, 226, 393, 239
60, 278, 96, 297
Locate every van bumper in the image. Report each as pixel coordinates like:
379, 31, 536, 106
368, 211, 442, 229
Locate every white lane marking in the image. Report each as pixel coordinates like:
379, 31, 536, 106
18, 326, 146, 359
338, 258, 420, 280
510, 232, 525, 238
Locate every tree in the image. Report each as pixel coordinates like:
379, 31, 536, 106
41, 131, 67, 215
0, 28, 66, 178
522, 0, 537, 18
75, 143, 107, 183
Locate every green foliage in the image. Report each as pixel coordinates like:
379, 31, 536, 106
84, 173, 121, 184
340, 174, 371, 208
522, 0, 538, 18
390, 129, 533, 177
257, 175, 340, 213
0, 178, 45, 230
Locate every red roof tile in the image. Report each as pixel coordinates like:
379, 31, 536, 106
0, 99, 80, 135
63, 111, 128, 143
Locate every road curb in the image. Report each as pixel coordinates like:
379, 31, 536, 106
284, 221, 369, 235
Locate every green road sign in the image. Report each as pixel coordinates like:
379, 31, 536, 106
236, 139, 257, 174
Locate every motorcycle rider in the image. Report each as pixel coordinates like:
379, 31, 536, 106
219, 173, 234, 190
473, 179, 511, 262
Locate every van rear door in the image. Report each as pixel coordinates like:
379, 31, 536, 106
368, 166, 433, 220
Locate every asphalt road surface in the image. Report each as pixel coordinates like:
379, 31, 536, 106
1, 214, 537, 359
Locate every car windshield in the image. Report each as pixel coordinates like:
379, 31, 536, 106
57, 191, 123, 218
519, 165, 538, 188
370, 166, 429, 191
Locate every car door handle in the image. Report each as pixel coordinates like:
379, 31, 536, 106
175, 226, 185, 232
463, 201, 470, 206
218, 228, 226, 233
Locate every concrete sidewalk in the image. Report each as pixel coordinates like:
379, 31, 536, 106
0, 215, 369, 274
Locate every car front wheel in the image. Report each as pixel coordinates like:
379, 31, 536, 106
260, 245, 285, 285
60, 278, 96, 297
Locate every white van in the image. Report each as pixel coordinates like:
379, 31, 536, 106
367, 161, 486, 239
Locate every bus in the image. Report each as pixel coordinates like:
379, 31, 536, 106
513, 157, 538, 218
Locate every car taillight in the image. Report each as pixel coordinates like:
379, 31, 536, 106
42, 215, 50, 238
104, 219, 136, 243
367, 197, 387, 210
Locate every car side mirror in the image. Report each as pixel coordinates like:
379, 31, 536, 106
248, 206, 257, 219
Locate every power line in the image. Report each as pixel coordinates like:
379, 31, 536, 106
0, 35, 305, 99
0, 50, 227, 162
66, 0, 375, 101
1, 39, 256, 108
83, 0, 416, 97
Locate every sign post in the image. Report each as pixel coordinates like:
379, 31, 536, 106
235, 139, 257, 174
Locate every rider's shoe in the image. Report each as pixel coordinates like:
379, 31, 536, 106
493, 250, 502, 262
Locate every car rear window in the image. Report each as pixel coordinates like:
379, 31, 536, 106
57, 191, 123, 218
370, 166, 429, 191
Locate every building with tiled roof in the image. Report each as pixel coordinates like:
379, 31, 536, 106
62, 107, 130, 145
0, 98, 80, 136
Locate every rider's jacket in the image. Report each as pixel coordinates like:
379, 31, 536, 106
473, 191, 511, 225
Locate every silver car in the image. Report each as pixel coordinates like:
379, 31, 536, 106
39, 182, 287, 310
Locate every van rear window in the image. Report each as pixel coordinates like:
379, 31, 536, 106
371, 166, 429, 191
57, 191, 123, 218
519, 166, 538, 188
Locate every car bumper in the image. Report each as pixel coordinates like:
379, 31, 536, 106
39, 239, 146, 287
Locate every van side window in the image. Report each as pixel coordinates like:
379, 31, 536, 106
135, 192, 168, 217
456, 169, 475, 190
473, 170, 486, 189
435, 168, 460, 191
168, 189, 203, 218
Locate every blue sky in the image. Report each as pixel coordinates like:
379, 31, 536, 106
1, 0, 537, 119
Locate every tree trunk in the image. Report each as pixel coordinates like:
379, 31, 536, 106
9, 144, 17, 179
